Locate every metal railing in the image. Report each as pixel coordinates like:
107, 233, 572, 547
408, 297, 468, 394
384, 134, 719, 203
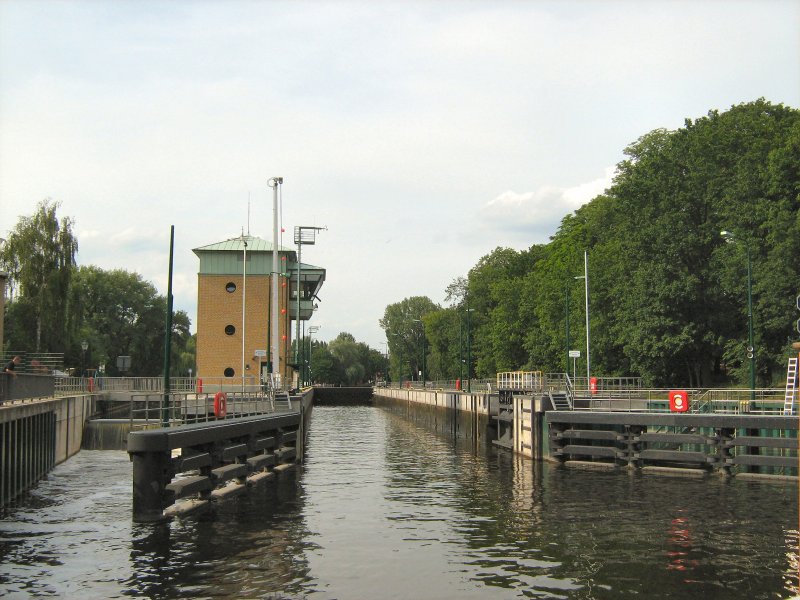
382, 379, 495, 392
568, 387, 787, 414
53, 376, 278, 396
497, 371, 544, 392
129, 388, 285, 430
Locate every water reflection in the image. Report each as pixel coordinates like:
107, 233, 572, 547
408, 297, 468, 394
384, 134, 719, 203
0, 404, 798, 599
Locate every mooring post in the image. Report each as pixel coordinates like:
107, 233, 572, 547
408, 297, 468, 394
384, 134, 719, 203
131, 450, 171, 522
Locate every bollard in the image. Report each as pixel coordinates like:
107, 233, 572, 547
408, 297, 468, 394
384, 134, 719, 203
131, 451, 171, 522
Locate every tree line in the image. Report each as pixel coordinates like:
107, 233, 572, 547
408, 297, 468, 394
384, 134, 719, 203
1, 199, 194, 376
381, 99, 800, 388
301, 332, 388, 386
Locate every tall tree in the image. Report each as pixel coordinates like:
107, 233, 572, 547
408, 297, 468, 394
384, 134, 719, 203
379, 296, 439, 382
1, 199, 77, 353
67, 266, 192, 376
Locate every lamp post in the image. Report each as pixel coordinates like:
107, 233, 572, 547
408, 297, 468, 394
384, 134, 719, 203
574, 250, 591, 390
307, 325, 319, 386
81, 340, 88, 379
565, 283, 570, 374
465, 308, 475, 393
721, 230, 756, 405
413, 319, 426, 387
268, 176, 283, 388
294, 226, 325, 378
390, 331, 404, 387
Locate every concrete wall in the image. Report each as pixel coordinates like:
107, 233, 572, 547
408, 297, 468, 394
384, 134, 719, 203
373, 386, 491, 415
1, 395, 96, 465
1, 395, 96, 506
513, 395, 548, 459
313, 386, 373, 404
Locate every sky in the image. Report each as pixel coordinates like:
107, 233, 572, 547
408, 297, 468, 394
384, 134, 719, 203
1, 0, 798, 350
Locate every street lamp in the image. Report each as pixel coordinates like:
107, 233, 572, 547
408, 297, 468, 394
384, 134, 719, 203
464, 308, 475, 393
294, 226, 326, 377
307, 325, 319, 385
390, 331, 405, 387
268, 176, 283, 388
574, 250, 591, 390
80, 340, 88, 378
721, 230, 756, 405
413, 319, 426, 387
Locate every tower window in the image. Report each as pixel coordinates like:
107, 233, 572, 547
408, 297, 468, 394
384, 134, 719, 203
225, 282, 237, 293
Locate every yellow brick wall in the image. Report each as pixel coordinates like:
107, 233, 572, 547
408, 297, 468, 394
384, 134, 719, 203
196, 274, 292, 383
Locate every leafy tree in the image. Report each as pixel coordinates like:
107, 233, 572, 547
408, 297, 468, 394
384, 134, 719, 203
309, 341, 339, 383
380, 99, 799, 388
379, 296, 439, 382
67, 266, 192, 376
607, 99, 799, 386
1, 199, 77, 353
304, 333, 387, 385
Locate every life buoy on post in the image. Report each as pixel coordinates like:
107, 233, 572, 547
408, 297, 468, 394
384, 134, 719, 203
214, 392, 227, 418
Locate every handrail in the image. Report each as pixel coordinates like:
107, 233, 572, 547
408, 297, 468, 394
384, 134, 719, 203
129, 388, 283, 430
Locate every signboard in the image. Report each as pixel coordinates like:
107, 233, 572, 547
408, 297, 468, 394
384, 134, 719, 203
669, 390, 689, 413
569, 350, 581, 358
254, 349, 267, 357
116, 355, 131, 371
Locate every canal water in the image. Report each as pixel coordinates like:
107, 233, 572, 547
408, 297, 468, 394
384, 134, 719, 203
1, 402, 798, 599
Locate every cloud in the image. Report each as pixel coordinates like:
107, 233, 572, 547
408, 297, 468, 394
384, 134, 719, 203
478, 167, 616, 243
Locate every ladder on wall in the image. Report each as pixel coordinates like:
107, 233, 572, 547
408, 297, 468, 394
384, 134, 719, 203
783, 357, 798, 415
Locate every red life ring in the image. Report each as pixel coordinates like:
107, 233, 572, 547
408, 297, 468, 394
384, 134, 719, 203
214, 392, 227, 418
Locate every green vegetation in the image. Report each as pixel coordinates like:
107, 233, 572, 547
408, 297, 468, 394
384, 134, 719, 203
382, 99, 800, 387
2, 199, 194, 376
302, 332, 388, 386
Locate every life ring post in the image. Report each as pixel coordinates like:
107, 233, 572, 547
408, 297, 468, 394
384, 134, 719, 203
214, 392, 228, 418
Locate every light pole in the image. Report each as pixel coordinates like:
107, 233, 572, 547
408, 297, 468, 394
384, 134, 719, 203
465, 307, 475, 393
268, 176, 283, 388
307, 325, 319, 385
379, 341, 388, 384
721, 230, 756, 405
565, 283, 570, 374
294, 226, 326, 378
413, 318, 426, 387
574, 250, 590, 389
81, 340, 88, 379
390, 331, 404, 387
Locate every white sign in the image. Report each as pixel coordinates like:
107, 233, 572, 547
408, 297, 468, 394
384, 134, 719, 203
254, 349, 267, 357
569, 350, 581, 358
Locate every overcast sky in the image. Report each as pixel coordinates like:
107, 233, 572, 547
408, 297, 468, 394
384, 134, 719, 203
1, 0, 798, 349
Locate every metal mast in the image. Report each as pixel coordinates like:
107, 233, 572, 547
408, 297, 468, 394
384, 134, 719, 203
268, 177, 283, 388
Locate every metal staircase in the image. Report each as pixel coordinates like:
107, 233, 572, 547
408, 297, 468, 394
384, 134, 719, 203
783, 357, 798, 415
549, 391, 572, 411
274, 389, 292, 409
